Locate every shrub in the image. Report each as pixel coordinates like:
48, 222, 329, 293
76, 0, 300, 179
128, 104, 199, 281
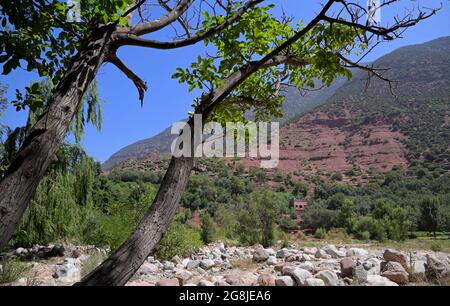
156, 221, 203, 261
314, 228, 327, 239
201, 212, 215, 244
0, 259, 29, 284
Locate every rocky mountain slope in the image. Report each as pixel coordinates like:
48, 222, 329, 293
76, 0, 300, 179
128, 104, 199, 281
103, 37, 450, 175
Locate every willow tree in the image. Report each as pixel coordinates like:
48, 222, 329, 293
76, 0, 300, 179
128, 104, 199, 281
0, 0, 438, 285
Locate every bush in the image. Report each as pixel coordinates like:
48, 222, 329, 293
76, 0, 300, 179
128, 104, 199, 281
156, 221, 203, 261
314, 228, 327, 239
0, 259, 29, 284
302, 206, 338, 229
201, 212, 215, 244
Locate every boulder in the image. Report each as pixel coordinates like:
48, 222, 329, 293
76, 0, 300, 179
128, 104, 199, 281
425, 254, 450, 282
258, 273, 276, 286
299, 261, 315, 273
323, 245, 346, 258
353, 264, 368, 283
303, 247, 317, 255
253, 248, 269, 262
366, 275, 398, 286
267, 256, 278, 266
363, 258, 381, 275
411, 260, 426, 278
305, 278, 325, 286
314, 270, 339, 286
315, 249, 331, 259
224, 272, 258, 286
381, 261, 409, 284
156, 278, 180, 286
383, 249, 408, 270
340, 258, 356, 278
275, 276, 295, 286
138, 262, 160, 275
199, 259, 216, 270
282, 266, 312, 286
186, 260, 200, 270
163, 261, 175, 271
276, 248, 291, 258
346, 248, 369, 258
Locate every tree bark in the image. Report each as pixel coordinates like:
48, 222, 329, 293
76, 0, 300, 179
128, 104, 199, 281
76, 155, 194, 286
0, 27, 113, 248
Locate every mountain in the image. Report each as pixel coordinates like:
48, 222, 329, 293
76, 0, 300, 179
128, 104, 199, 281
104, 37, 450, 175
102, 78, 346, 170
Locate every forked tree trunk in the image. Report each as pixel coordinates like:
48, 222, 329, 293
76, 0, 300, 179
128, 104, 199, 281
76, 155, 194, 286
0, 27, 113, 248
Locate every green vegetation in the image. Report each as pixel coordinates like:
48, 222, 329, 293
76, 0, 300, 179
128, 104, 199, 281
0, 259, 29, 284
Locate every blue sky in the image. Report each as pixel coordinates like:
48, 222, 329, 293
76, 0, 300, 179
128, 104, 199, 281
1, 0, 449, 162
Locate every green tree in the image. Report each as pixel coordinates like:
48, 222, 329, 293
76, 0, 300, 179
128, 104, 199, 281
201, 211, 215, 244
420, 197, 442, 239
0, 0, 436, 286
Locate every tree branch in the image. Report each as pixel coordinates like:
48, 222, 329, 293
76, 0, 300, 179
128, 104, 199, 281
106, 54, 148, 104
130, 0, 195, 36
115, 0, 264, 49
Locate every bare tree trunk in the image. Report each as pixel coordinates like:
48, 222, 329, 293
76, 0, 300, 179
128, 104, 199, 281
76, 155, 194, 286
0, 27, 112, 248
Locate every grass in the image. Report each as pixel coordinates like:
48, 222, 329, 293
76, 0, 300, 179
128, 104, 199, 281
81, 252, 105, 278
0, 259, 30, 285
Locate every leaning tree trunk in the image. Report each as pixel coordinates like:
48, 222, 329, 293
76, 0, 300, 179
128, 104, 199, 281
0, 27, 113, 248
76, 155, 194, 286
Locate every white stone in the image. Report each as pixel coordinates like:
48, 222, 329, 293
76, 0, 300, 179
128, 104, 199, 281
275, 276, 295, 286
305, 278, 325, 286
366, 275, 399, 286
299, 261, 315, 273
346, 248, 369, 258
282, 266, 312, 286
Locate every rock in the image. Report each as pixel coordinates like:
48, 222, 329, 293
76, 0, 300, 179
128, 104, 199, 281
15, 247, 25, 256
425, 254, 450, 281
156, 278, 180, 286
315, 249, 331, 259
0, 264, 3, 274
53, 259, 80, 283
314, 270, 339, 286
275, 276, 295, 286
381, 261, 409, 284
366, 275, 398, 286
340, 258, 356, 278
303, 247, 317, 255
276, 248, 291, 258
138, 262, 160, 275
323, 245, 345, 258
346, 248, 369, 258
199, 259, 216, 270
299, 261, 315, 273
163, 261, 175, 271
171, 255, 182, 264
267, 256, 278, 265
186, 260, 200, 270
384, 249, 408, 270
305, 278, 325, 286
353, 264, 368, 283
253, 248, 269, 262
215, 281, 230, 286
197, 280, 214, 286
47, 245, 65, 258
363, 258, 381, 275
285, 254, 302, 262
174, 269, 193, 283
258, 273, 276, 286
224, 272, 258, 286
411, 260, 426, 278
282, 266, 312, 286
265, 248, 276, 257
127, 280, 154, 286
274, 263, 285, 272
71, 249, 82, 259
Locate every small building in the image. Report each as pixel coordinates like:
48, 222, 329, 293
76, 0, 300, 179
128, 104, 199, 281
290, 199, 308, 218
